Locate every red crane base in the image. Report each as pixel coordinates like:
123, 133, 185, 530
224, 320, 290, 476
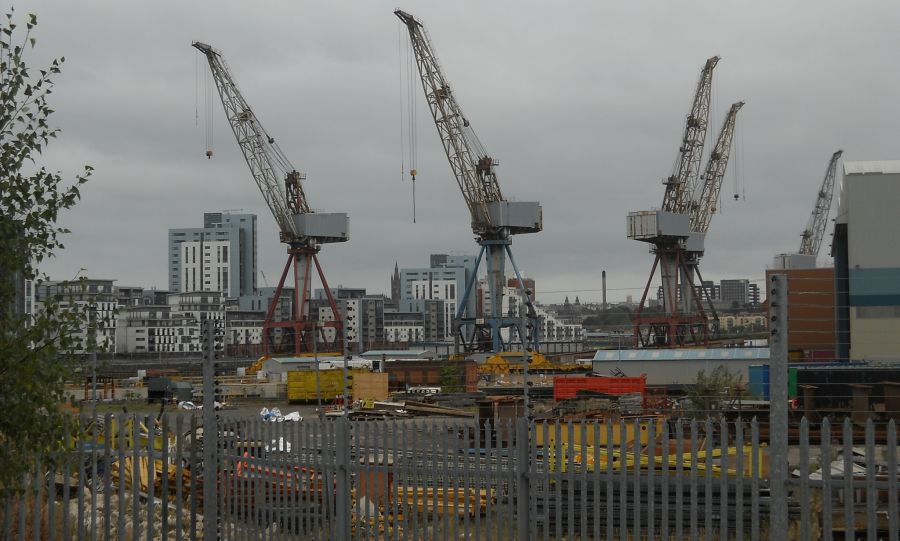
632, 247, 710, 348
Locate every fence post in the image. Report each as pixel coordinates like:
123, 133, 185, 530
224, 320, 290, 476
516, 417, 530, 541
768, 274, 789, 534
335, 416, 351, 541
201, 318, 220, 540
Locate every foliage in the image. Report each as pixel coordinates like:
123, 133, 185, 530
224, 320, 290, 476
438, 363, 463, 393
685, 365, 748, 417
582, 305, 633, 328
0, 9, 93, 497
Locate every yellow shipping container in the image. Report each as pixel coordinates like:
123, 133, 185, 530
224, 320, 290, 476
287, 369, 389, 403
287, 369, 363, 403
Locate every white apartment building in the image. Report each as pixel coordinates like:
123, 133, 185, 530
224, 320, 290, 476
180, 239, 233, 295
117, 305, 200, 354
493, 286, 583, 343
407, 277, 457, 339
384, 314, 425, 343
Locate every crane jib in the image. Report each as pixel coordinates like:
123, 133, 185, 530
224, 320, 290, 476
193, 40, 348, 245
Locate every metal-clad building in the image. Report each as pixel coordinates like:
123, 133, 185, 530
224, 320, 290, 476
765, 267, 836, 360
592, 347, 769, 386
833, 160, 900, 361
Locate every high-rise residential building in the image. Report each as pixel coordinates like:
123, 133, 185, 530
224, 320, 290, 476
701, 280, 720, 301
168, 212, 257, 297
748, 283, 760, 306
311, 288, 385, 352
720, 279, 751, 306
399, 254, 477, 341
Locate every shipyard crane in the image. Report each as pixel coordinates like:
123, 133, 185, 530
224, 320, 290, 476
662, 56, 720, 215
685, 101, 745, 326
773, 150, 843, 269
627, 56, 721, 347
193, 42, 349, 356
691, 101, 745, 235
395, 10, 543, 354
800, 150, 843, 256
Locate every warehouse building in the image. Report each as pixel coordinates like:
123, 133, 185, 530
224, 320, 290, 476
832, 160, 900, 361
592, 347, 769, 386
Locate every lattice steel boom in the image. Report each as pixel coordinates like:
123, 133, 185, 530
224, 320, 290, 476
395, 9, 541, 354
394, 10, 506, 234
691, 101, 744, 233
662, 55, 719, 215
193, 41, 307, 242
193, 41, 347, 356
799, 150, 843, 256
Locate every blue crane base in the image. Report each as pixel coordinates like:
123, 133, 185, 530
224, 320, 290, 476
453, 239, 541, 355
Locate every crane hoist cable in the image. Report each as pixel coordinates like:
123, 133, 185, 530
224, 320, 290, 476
398, 21, 419, 222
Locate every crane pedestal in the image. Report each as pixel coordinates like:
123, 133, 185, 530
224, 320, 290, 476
453, 238, 540, 354
632, 245, 710, 347
262, 245, 343, 356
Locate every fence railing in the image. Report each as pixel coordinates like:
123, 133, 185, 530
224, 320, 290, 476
1, 413, 897, 540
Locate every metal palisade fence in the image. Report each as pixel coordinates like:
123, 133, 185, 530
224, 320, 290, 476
1, 412, 898, 540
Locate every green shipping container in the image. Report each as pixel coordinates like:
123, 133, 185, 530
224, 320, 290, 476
788, 366, 798, 399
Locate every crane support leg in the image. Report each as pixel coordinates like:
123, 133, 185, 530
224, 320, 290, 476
262, 246, 343, 357
263, 253, 295, 356
505, 243, 540, 351
633, 246, 709, 347
294, 252, 313, 354
311, 253, 344, 352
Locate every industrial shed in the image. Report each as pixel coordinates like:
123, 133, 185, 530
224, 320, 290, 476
592, 347, 769, 386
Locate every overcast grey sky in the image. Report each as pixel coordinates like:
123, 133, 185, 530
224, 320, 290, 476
24, 1, 900, 304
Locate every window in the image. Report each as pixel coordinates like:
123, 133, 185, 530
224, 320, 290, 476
222, 246, 228, 263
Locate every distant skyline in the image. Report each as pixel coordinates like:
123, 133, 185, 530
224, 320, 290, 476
26, 1, 900, 304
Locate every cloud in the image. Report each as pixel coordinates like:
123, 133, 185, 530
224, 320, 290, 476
26, 0, 900, 303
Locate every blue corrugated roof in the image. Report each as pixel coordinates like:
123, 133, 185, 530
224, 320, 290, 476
593, 347, 770, 362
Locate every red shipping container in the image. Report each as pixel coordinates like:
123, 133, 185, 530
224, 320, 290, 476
553, 375, 647, 401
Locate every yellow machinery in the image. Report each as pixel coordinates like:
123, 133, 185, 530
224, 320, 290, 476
478, 351, 587, 375
545, 440, 767, 478
533, 417, 665, 449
